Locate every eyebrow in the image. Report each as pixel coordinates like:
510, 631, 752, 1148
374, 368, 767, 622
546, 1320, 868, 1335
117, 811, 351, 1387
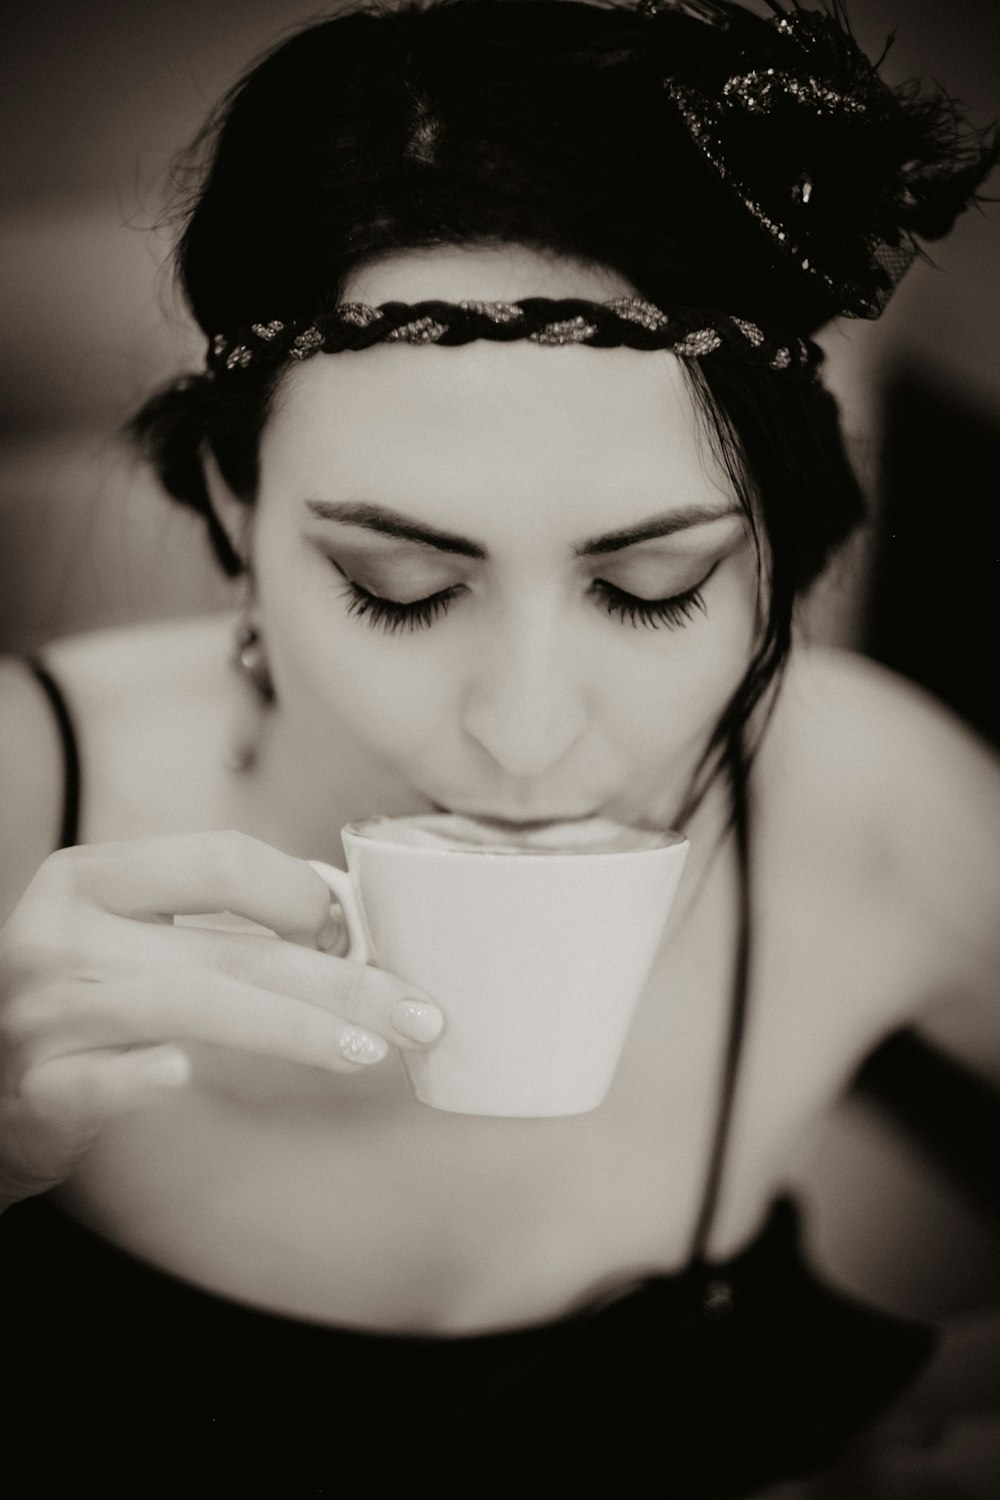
305, 499, 740, 558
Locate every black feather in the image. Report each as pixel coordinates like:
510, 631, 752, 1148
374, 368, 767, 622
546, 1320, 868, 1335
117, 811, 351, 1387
639, 0, 998, 320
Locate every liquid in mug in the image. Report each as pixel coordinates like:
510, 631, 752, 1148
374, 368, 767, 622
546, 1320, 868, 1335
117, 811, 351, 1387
352, 813, 675, 856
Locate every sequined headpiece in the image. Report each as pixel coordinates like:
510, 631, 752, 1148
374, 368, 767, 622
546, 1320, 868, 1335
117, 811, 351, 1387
208, 297, 819, 378
639, 0, 995, 318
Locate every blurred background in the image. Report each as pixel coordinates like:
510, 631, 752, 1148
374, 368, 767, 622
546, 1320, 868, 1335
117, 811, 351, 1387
1, 0, 998, 693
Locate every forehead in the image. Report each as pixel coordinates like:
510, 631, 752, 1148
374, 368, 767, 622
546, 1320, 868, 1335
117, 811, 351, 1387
258, 248, 734, 534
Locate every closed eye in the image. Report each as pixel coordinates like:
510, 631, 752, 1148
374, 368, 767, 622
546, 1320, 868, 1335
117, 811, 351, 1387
338, 576, 466, 634
588, 563, 718, 629
329, 560, 718, 634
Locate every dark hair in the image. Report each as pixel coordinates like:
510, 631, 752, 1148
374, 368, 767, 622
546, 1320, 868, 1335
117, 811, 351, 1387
129, 0, 995, 812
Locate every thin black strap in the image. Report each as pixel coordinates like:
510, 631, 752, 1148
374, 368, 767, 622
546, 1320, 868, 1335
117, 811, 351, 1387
852, 1027, 1000, 1224
688, 731, 754, 1265
24, 656, 81, 850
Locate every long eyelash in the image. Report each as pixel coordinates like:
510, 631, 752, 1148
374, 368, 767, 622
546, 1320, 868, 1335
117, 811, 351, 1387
341, 580, 463, 634
335, 564, 717, 634
591, 563, 718, 630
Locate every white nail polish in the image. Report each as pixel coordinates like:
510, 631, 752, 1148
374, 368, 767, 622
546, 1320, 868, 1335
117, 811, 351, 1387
339, 1029, 388, 1066
391, 1000, 445, 1043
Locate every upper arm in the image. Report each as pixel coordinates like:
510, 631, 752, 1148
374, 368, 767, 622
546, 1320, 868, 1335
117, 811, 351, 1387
841, 656, 1000, 1076
881, 674, 1000, 1025
0, 658, 64, 924
786, 653, 1000, 1312
783, 648, 1000, 1065
811, 653, 1000, 987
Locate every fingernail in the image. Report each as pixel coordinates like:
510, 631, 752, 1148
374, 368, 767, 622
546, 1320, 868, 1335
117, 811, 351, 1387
318, 911, 345, 952
338, 1029, 388, 1066
391, 1000, 445, 1044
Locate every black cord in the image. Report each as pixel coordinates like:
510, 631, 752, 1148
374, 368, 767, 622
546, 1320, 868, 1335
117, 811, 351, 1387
25, 656, 81, 851
688, 726, 753, 1265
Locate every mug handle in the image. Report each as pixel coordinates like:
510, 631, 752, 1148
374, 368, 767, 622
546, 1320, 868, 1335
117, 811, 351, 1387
307, 860, 370, 964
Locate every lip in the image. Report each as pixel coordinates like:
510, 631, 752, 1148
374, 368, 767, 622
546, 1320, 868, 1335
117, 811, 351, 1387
430, 803, 601, 828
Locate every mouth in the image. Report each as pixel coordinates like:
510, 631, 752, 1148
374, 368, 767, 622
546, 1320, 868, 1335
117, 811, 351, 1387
429, 803, 601, 829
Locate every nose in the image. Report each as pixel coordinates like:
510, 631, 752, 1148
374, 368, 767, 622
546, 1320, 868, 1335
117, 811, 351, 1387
460, 608, 588, 779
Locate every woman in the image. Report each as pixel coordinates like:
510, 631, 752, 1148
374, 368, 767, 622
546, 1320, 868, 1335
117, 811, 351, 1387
1, 1, 998, 1494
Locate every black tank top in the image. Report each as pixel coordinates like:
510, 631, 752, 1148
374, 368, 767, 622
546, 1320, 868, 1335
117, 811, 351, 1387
5, 655, 993, 1497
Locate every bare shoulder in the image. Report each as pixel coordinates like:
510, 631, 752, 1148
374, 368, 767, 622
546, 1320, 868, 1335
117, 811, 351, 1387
774, 645, 999, 824
769, 651, 1000, 1315
0, 615, 236, 921
772, 644, 1000, 1016
776, 644, 995, 775
41, 612, 236, 717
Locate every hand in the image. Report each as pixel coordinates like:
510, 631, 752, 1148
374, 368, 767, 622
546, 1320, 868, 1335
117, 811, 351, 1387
0, 831, 443, 1206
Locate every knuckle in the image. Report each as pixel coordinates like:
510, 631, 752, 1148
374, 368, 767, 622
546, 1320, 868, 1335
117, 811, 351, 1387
2, 904, 97, 983
30, 844, 90, 903
4, 851, 99, 970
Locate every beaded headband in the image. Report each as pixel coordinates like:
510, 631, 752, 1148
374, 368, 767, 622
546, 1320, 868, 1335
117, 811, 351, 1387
208, 297, 820, 378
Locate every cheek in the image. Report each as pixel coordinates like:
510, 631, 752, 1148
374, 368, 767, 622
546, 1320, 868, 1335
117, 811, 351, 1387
322, 646, 453, 757
253, 530, 455, 751
605, 555, 760, 764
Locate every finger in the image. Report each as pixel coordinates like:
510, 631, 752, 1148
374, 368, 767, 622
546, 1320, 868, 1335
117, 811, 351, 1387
43, 833, 338, 943
92, 918, 444, 1051
52, 969, 393, 1073
21, 1045, 191, 1127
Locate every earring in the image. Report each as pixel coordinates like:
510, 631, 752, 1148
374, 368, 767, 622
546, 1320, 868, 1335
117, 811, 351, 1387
227, 602, 275, 772
232, 618, 276, 705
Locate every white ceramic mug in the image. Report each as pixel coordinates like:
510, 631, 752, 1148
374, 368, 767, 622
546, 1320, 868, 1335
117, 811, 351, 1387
310, 814, 688, 1118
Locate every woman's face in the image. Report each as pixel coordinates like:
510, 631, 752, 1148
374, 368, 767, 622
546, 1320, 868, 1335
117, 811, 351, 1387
249, 248, 760, 829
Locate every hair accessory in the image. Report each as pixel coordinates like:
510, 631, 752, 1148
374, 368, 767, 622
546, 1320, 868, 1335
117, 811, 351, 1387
638, 0, 730, 27
641, 0, 998, 319
208, 296, 820, 378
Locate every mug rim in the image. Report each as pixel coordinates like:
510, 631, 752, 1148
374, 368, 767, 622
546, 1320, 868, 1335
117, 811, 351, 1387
341, 815, 688, 858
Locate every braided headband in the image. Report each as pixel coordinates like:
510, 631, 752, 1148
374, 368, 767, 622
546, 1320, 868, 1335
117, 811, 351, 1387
208, 297, 821, 378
